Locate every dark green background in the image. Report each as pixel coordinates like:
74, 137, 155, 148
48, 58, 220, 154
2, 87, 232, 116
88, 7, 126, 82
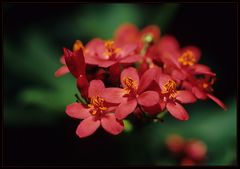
3, 3, 237, 166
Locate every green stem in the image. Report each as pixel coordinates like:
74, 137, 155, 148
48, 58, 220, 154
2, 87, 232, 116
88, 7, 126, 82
75, 93, 87, 104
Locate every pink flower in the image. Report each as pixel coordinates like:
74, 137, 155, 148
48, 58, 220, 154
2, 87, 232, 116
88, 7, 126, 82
101, 67, 160, 120
84, 39, 141, 68
182, 75, 227, 110
158, 74, 197, 120
66, 80, 124, 138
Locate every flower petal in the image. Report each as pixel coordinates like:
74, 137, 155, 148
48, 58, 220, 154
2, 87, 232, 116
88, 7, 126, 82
114, 23, 139, 46
54, 66, 69, 77
192, 87, 207, 100
76, 117, 100, 138
101, 88, 125, 104
137, 91, 159, 107
138, 66, 162, 93
121, 67, 139, 88
101, 113, 124, 135
119, 43, 137, 57
120, 54, 141, 64
88, 80, 105, 98
176, 90, 197, 104
66, 102, 90, 119
166, 102, 189, 121
207, 93, 227, 111
171, 69, 186, 81
64, 48, 86, 78
158, 73, 172, 91
115, 98, 137, 120
191, 64, 216, 76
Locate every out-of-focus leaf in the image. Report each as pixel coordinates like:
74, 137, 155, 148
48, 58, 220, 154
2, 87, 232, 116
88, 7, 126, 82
57, 4, 141, 40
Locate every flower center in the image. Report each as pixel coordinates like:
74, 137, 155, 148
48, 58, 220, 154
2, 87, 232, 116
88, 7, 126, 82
103, 40, 121, 59
162, 80, 177, 99
178, 50, 196, 66
88, 96, 107, 116
199, 77, 215, 92
73, 40, 85, 51
123, 77, 138, 95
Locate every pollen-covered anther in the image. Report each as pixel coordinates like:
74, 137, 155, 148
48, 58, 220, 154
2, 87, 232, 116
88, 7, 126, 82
123, 77, 138, 94
178, 50, 196, 66
88, 96, 107, 115
162, 80, 177, 99
103, 40, 121, 59
73, 40, 85, 51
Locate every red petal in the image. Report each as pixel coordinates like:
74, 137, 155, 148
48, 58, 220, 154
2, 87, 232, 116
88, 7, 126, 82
101, 88, 125, 104
176, 90, 197, 104
171, 69, 186, 81
115, 98, 137, 120
157, 35, 180, 53
119, 43, 137, 57
64, 48, 86, 78
54, 66, 69, 77
167, 102, 189, 121
138, 67, 162, 93
192, 87, 207, 100
76, 75, 89, 98
121, 67, 139, 88
88, 80, 105, 98
120, 54, 141, 64
101, 113, 124, 135
137, 91, 159, 107
114, 23, 139, 46
76, 117, 100, 138
191, 64, 216, 76
96, 59, 116, 68
141, 103, 163, 116
158, 73, 172, 91
60, 55, 66, 64
66, 102, 90, 119
207, 93, 227, 111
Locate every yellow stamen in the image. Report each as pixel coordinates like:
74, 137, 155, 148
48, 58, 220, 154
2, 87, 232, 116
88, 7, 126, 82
123, 77, 138, 94
178, 50, 196, 66
103, 40, 121, 59
73, 40, 85, 51
162, 80, 177, 99
88, 96, 107, 115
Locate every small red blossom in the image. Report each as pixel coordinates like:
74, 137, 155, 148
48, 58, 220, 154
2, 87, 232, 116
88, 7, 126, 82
158, 74, 196, 120
84, 38, 141, 68
101, 67, 160, 120
66, 80, 124, 138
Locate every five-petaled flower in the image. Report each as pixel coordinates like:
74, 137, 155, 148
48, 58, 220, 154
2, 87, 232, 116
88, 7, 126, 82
66, 80, 124, 138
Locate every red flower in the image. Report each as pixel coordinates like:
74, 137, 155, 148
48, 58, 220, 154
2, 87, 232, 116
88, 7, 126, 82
55, 40, 84, 77
158, 74, 196, 120
155, 36, 215, 82
66, 80, 124, 138
101, 67, 160, 120
84, 38, 141, 68
182, 75, 226, 110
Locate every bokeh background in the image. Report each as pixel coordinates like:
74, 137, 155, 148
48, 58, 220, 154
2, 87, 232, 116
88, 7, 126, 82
3, 3, 237, 166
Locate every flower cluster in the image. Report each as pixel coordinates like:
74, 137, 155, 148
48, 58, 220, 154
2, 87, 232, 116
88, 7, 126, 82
55, 23, 226, 138
165, 134, 207, 166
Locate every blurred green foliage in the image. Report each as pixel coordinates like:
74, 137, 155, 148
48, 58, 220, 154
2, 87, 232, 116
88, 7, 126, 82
4, 3, 236, 165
